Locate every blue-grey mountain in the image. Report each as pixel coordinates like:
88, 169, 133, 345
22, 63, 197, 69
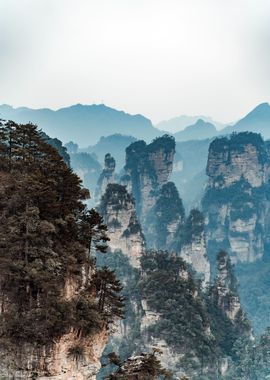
221, 103, 270, 138
0, 104, 162, 146
174, 119, 217, 142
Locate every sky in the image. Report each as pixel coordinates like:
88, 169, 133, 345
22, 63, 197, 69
0, 0, 270, 124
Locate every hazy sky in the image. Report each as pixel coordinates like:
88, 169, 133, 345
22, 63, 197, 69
0, 0, 270, 123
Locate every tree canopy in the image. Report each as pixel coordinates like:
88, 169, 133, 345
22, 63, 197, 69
0, 120, 123, 348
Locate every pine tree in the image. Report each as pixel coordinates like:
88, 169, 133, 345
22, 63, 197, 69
106, 351, 172, 379
78, 208, 109, 256
0, 121, 120, 349
93, 266, 124, 321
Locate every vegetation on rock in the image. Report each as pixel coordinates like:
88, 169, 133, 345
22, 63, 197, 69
0, 121, 124, 352
146, 182, 185, 250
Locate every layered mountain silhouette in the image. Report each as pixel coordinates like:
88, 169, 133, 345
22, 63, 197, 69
0, 104, 162, 146
156, 115, 224, 133
222, 103, 270, 138
1, 102, 270, 146
85, 134, 137, 168
174, 119, 217, 141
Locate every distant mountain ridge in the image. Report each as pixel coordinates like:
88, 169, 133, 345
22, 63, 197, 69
2, 102, 270, 146
156, 115, 225, 133
222, 103, 270, 138
84, 134, 137, 169
174, 119, 217, 141
0, 104, 163, 146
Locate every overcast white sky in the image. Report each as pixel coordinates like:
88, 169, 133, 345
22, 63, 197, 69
0, 0, 270, 123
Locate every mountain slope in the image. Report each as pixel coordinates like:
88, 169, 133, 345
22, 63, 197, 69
85, 134, 137, 169
222, 103, 270, 138
0, 104, 162, 146
156, 115, 224, 133
174, 119, 217, 141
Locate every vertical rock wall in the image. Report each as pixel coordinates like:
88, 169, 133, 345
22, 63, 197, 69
124, 136, 175, 229
99, 184, 145, 268
96, 153, 116, 200
203, 132, 270, 263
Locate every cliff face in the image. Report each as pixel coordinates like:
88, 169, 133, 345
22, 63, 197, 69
212, 251, 250, 330
140, 299, 186, 379
214, 253, 241, 322
96, 154, 116, 200
206, 137, 265, 188
124, 136, 175, 229
180, 209, 210, 287
203, 132, 270, 264
0, 256, 108, 380
0, 122, 122, 380
139, 251, 215, 378
99, 184, 145, 268
68, 152, 102, 194
146, 182, 185, 250
0, 327, 107, 380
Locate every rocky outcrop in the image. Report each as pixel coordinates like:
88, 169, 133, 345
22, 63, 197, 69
212, 251, 249, 326
124, 135, 175, 228
180, 209, 210, 287
99, 184, 145, 268
0, 122, 111, 380
203, 132, 270, 263
96, 154, 116, 200
145, 182, 185, 250
68, 152, 102, 193
0, 270, 108, 380
137, 251, 217, 378
206, 135, 266, 188
0, 330, 107, 380
140, 299, 186, 379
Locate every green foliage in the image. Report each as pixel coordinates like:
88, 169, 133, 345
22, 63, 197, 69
147, 134, 176, 154
99, 184, 133, 215
202, 178, 252, 210
78, 208, 109, 254
125, 135, 175, 214
209, 132, 266, 164
96, 250, 142, 380
147, 182, 185, 250
216, 250, 238, 294
226, 328, 270, 379
140, 251, 215, 368
96, 153, 116, 194
93, 266, 125, 321
202, 176, 265, 271
104, 153, 116, 169
71, 296, 104, 337
137, 250, 250, 376
107, 351, 173, 379
43, 134, 70, 166
107, 352, 122, 367
125, 140, 152, 210
0, 121, 121, 348
207, 251, 250, 358
181, 209, 204, 246
122, 220, 142, 237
